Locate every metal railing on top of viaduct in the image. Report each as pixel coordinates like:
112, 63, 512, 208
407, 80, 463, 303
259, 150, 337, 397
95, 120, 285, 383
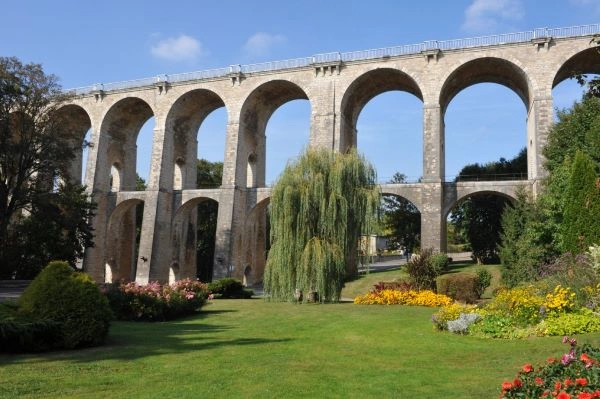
68, 24, 600, 96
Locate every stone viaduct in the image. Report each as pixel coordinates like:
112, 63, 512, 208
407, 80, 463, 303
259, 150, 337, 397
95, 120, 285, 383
57, 25, 599, 285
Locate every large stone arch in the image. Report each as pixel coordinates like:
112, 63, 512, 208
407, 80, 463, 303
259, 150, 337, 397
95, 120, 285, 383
236, 80, 311, 188
442, 186, 519, 219
171, 196, 220, 282
553, 46, 600, 88
165, 89, 227, 190
96, 97, 155, 192
340, 68, 424, 152
379, 184, 422, 213
241, 196, 271, 286
439, 57, 532, 115
53, 104, 92, 183
105, 198, 144, 283
439, 57, 532, 181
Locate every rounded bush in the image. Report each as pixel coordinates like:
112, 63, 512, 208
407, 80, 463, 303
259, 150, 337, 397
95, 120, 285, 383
208, 278, 253, 299
19, 261, 112, 349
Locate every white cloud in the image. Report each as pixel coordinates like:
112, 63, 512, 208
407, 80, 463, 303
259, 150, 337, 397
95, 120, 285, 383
461, 0, 525, 33
243, 32, 286, 57
151, 35, 205, 62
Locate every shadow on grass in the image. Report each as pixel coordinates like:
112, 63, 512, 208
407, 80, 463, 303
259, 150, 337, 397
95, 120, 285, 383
0, 307, 292, 365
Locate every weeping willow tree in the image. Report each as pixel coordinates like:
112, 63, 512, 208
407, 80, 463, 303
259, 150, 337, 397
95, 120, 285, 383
264, 148, 380, 303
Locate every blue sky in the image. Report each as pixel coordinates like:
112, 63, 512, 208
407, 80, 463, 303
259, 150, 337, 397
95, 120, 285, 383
2, 0, 598, 184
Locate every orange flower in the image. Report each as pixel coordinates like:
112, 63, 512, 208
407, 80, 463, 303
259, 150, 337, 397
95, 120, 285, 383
502, 381, 513, 391
576, 378, 588, 386
522, 363, 534, 373
557, 391, 571, 399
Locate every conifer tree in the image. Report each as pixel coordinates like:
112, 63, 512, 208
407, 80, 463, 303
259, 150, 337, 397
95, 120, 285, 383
561, 150, 600, 253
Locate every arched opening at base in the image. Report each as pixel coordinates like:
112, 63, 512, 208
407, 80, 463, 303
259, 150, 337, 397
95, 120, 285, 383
105, 199, 145, 283
171, 197, 220, 283
445, 192, 514, 264
380, 192, 421, 258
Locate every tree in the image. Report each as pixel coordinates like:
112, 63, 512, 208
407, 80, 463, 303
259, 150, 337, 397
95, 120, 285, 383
540, 97, 600, 253
5, 182, 96, 279
0, 57, 94, 278
264, 148, 379, 302
560, 151, 600, 253
195, 159, 222, 282
450, 149, 526, 264
543, 97, 600, 174
498, 189, 554, 287
381, 172, 420, 252
497, 97, 600, 285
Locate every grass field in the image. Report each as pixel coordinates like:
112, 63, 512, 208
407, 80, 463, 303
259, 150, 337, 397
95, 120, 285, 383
3, 298, 600, 398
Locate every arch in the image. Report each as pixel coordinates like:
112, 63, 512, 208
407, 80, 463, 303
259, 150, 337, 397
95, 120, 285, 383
240, 196, 271, 285
105, 198, 144, 283
553, 46, 600, 88
97, 97, 154, 192
171, 196, 220, 281
53, 104, 92, 183
340, 68, 423, 152
110, 163, 122, 192
247, 153, 257, 188
237, 80, 311, 188
443, 189, 517, 219
166, 89, 227, 190
379, 187, 422, 214
439, 57, 531, 116
379, 191, 421, 253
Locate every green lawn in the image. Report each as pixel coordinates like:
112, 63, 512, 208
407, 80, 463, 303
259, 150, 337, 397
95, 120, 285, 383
3, 299, 600, 398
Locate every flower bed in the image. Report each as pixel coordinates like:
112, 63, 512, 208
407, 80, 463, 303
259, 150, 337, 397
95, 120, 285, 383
500, 337, 600, 398
104, 279, 209, 321
432, 284, 600, 338
354, 288, 452, 307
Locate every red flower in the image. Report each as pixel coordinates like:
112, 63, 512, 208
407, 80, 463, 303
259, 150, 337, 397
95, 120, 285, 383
522, 363, 534, 373
565, 379, 573, 387
548, 357, 557, 363
557, 392, 571, 399
502, 381, 513, 391
513, 378, 523, 388
576, 378, 588, 386
535, 377, 544, 386
578, 393, 593, 399
556, 382, 563, 390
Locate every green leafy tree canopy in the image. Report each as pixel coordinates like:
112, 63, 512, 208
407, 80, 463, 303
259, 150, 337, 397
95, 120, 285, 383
264, 148, 379, 302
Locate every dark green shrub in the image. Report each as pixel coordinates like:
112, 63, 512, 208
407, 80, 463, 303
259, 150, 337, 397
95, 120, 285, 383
404, 249, 444, 291
437, 273, 479, 303
208, 278, 253, 299
19, 261, 112, 349
0, 302, 61, 353
475, 268, 492, 297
